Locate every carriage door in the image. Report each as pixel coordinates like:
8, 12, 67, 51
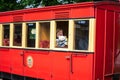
23, 22, 52, 79
11, 23, 24, 76
50, 51, 71, 80
49, 21, 70, 80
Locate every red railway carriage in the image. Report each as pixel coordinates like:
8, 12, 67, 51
0, 1, 120, 80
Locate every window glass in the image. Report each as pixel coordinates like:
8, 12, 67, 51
13, 24, 22, 46
39, 22, 50, 48
27, 23, 36, 47
3, 25, 10, 46
56, 21, 68, 48
74, 20, 89, 50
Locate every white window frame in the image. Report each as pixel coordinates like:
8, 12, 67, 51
50, 20, 69, 51
0, 24, 10, 47
50, 18, 96, 52
10, 23, 23, 47
0, 18, 95, 52
36, 21, 50, 49
0, 24, 3, 46
70, 18, 96, 52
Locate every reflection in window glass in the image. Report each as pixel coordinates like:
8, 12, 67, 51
74, 20, 89, 50
3, 25, 10, 46
13, 24, 22, 46
39, 22, 50, 48
27, 23, 36, 47
56, 21, 68, 48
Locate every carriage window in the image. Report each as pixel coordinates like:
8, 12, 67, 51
13, 24, 22, 46
27, 23, 36, 47
3, 25, 10, 46
56, 21, 68, 48
39, 22, 50, 48
74, 20, 89, 50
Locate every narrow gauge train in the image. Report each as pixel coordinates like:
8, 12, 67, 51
0, 1, 120, 80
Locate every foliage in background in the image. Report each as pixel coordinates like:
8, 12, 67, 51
41, 0, 92, 6
0, 0, 24, 12
19, 0, 42, 8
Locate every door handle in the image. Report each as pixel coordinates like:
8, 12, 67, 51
20, 51, 26, 66
19, 51, 24, 56
65, 54, 73, 74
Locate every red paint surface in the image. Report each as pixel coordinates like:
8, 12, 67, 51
10, 49, 24, 75
71, 53, 93, 80
0, 48, 11, 73
94, 8, 105, 80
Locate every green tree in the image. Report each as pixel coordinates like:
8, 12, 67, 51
41, 0, 61, 6
41, 0, 92, 6
0, 0, 24, 12
57, 0, 91, 4
20, 0, 42, 8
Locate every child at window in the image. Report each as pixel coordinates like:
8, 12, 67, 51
56, 29, 67, 48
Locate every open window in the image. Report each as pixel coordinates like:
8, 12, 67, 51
13, 24, 22, 46
3, 25, 10, 46
55, 21, 68, 48
39, 22, 50, 48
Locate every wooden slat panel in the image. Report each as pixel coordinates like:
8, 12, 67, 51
0, 24, 3, 46
22, 23, 27, 48
68, 20, 75, 50
35, 22, 40, 48
89, 18, 96, 52
50, 21, 56, 49
10, 23, 14, 46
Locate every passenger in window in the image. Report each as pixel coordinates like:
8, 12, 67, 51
40, 40, 49, 48
76, 30, 88, 50
56, 28, 67, 48
3, 35, 9, 46
15, 35, 21, 43
14, 35, 21, 46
